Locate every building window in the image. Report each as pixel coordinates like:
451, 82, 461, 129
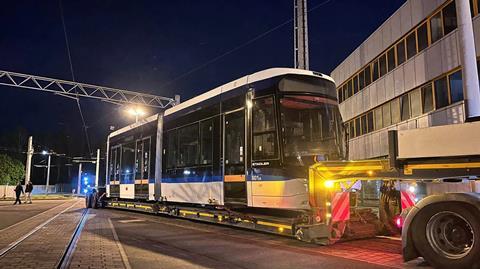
379, 54, 387, 77
342, 84, 348, 99
355, 117, 361, 136
366, 111, 374, 133
364, 66, 372, 87
372, 60, 379, 82
396, 40, 406, 65
374, 107, 383, 130
449, 70, 464, 103
353, 75, 359, 94
434, 76, 449, 109
359, 70, 365, 90
387, 47, 396, 72
443, 1, 457, 35
349, 120, 355, 138
400, 94, 410, 121
338, 88, 344, 103
406, 32, 417, 60
417, 22, 429, 52
409, 88, 422, 118
347, 79, 353, 97
430, 11, 444, 43
382, 103, 392, 127
253, 97, 277, 160
422, 83, 434, 113
391, 98, 401, 124
360, 115, 367, 135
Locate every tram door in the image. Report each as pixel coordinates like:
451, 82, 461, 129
223, 109, 247, 205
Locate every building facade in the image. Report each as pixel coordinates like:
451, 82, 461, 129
331, 0, 480, 160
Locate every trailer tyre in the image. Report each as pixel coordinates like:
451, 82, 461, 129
411, 203, 480, 269
85, 194, 92, 208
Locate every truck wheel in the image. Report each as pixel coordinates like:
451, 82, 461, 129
411, 203, 480, 269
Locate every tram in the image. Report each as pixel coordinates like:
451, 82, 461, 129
106, 68, 343, 212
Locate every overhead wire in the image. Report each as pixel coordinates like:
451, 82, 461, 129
157, 0, 333, 90
59, 0, 93, 157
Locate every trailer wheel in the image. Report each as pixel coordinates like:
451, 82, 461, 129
92, 193, 98, 209
85, 194, 92, 208
411, 203, 480, 269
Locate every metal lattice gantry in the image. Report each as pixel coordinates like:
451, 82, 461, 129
0, 69, 178, 109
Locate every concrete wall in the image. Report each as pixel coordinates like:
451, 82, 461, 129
331, 0, 480, 160
0, 184, 72, 198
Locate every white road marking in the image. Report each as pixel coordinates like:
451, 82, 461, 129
108, 218, 132, 269
118, 219, 144, 224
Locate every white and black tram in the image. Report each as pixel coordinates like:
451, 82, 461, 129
106, 68, 343, 214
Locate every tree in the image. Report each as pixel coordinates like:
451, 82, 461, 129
0, 154, 25, 185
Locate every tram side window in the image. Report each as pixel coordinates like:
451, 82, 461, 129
115, 147, 121, 181
177, 124, 199, 167
200, 119, 213, 165
253, 97, 277, 160
109, 148, 116, 181
166, 130, 177, 169
142, 138, 151, 179
135, 140, 142, 180
225, 113, 244, 165
121, 142, 135, 183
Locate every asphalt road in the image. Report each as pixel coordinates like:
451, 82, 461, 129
0, 200, 430, 269
102, 209, 427, 269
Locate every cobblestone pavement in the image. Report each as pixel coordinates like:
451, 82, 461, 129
0, 199, 78, 250
69, 210, 128, 269
0, 199, 72, 230
0, 199, 84, 269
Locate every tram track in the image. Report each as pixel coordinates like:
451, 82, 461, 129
0, 199, 89, 269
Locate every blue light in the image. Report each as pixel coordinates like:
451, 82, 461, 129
183, 170, 191, 175
83, 189, 88, 194
83, 177, 88, 181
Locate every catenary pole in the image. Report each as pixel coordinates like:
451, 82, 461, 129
95, 149, 100, 188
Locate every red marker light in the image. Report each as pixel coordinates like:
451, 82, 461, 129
394, 215, 403, 229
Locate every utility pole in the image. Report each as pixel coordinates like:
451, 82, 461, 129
25, 136, 33, 187
294, 0, 309, 70
77, 163, 82, 196
95, 149, 100, 188
45, 153, 51, 194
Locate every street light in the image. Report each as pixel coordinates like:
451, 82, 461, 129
125, 106, 146, 123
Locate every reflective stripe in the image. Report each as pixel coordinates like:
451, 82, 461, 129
331, 192, 350, 223
224, 175, 245, 182
400, 191, 416, 210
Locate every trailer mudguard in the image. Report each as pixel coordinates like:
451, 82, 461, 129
402, 192, 480, 261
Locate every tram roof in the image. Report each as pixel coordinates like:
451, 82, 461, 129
109, 68, 333, 138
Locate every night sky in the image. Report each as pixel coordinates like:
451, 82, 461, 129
0, 0, 406, 159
